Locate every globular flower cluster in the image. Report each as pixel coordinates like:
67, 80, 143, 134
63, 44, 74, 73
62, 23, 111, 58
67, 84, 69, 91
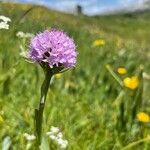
28, 29, 77, 69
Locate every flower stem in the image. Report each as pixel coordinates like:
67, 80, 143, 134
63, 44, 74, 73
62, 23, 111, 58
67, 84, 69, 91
106, 64, 123, 87
121, 136, 150, 150
35, 69, 52, 146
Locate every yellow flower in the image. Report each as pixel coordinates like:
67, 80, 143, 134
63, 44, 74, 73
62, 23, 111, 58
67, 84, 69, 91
137, 112, 150, 123
93, 39, 105, 47
55, 73, 62, 79
117, 67, 127, 75
123, 76, 139, 90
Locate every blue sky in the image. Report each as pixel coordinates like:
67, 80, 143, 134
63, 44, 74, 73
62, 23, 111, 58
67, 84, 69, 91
11, 0, 149, 15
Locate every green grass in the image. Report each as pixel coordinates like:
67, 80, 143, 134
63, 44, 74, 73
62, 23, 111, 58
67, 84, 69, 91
1, 2, 150, 149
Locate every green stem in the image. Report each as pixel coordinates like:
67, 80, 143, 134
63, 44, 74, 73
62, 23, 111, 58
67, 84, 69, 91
106, 65, 123, 87
35, 69, 52, 146
121, 136, 150, 150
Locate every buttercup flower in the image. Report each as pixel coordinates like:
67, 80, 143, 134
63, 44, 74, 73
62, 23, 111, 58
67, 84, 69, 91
28, 29, 77, 69
117, 67, 127, 75
137, 112, 150, 123
123, 76, 139, 90
93, 39, 105, 47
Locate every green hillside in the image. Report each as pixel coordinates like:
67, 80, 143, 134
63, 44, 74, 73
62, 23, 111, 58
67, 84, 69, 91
1, 2, 150, 149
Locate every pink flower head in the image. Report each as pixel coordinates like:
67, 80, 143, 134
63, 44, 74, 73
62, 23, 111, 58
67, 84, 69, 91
28, 29, 77, 69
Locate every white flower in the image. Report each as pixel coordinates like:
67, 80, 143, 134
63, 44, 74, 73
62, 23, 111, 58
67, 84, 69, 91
0, 22, 9, 30
0, 16, 11, 30
60, 140, 68, 149
16, 31, 34, 38
23, 133, 36, 141
49, 135, 57, 140
50, 126, 60, 134
47, 126, 68, 149
57, 138, 68, 149
57, 132, 63, 138
0, 15, 11, 23
16, 31, 24, 38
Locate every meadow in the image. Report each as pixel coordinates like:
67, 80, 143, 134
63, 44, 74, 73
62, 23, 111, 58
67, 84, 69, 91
1, 2, 150, 150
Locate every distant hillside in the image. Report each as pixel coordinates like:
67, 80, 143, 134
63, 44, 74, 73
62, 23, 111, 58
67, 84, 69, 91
1, 2, 150, 47
95, 8, 150, 18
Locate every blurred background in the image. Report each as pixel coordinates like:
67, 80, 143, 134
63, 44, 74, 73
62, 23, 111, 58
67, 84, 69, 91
1, 0, 150, 149
1, 0, 150, 15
